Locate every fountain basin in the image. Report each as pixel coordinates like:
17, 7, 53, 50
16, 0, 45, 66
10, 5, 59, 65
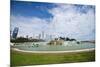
11, 41, 95, 53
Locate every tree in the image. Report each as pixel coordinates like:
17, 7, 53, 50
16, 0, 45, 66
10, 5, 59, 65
65, 37, 70, 41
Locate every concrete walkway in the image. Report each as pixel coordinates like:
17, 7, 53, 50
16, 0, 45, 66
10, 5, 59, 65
12, 48, 95, 53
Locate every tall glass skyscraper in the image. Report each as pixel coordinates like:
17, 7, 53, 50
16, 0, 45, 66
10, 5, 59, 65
12, 27, 19, 39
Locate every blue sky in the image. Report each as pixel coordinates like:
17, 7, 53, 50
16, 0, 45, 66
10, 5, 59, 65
10, 0, 95, 41
11, 1, 56, 19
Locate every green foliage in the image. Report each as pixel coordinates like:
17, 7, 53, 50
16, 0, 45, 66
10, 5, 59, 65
11, 37, 45, 43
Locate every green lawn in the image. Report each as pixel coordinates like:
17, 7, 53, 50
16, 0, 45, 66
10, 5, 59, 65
11, 50, 95, 66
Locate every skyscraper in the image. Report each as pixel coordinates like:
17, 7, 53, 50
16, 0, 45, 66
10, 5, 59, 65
12, 27, 19, 39
38, 34, 41, 39
41, 31, 44, 39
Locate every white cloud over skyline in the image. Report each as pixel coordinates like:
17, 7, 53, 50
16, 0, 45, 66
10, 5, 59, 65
11, 4, 95, 41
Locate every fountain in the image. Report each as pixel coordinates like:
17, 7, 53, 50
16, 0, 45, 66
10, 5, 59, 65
47, 38, 64, 45
11, 39, 95, 53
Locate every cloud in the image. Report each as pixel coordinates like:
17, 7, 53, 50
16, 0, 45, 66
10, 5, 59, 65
11, 4, 95, 41
11, 15, 49, 37
48, 4, 95, 40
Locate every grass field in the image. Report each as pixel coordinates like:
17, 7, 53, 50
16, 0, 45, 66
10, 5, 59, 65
11, 50, 95, 66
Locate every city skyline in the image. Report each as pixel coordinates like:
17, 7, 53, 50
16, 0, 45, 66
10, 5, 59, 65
10, 1, 95, 41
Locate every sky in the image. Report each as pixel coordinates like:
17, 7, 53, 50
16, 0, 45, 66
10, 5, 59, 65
10, 0, 95, 41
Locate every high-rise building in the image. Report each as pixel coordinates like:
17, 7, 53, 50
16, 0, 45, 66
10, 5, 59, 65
26, 35, 29, 39
38, 34, 41, 39
41, 31, 44, 39
12, 27, 19, 39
